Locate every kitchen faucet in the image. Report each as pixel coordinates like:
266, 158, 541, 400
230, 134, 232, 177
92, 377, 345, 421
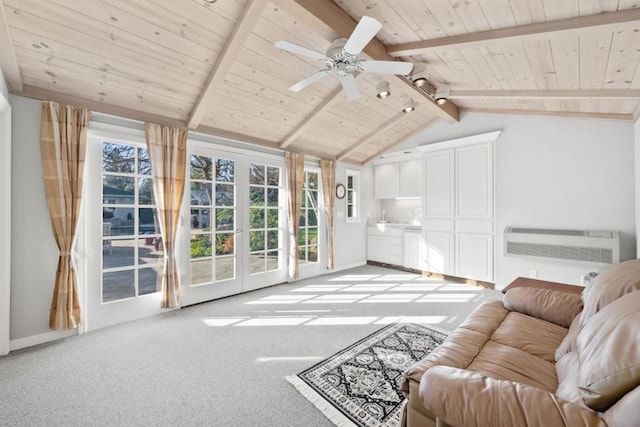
382, 209, 386, 222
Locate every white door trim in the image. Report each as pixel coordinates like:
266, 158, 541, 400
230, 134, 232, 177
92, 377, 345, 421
0, 94, 10, 355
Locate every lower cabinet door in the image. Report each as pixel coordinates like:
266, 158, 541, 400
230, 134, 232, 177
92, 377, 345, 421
424, 231, 454, 275
455, 233, 493, 281
367, 234, 388, 263
403, 232, 422, 270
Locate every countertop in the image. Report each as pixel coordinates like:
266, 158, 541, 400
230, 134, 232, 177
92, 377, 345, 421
367, 222, 422, 230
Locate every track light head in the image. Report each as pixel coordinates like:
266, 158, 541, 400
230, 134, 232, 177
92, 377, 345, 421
376, 81, 391, 99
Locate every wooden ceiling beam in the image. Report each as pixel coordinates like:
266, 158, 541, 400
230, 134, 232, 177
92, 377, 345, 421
462, 107, 633, 121
388, 8, 640, 56
361, 118, 437, 165
279, 85, 345, 149
0, 1, 23, 91
187, 0, 267, 129
336, 112, 405, 160
275, 0, 459, 123
449, 89, 640, 100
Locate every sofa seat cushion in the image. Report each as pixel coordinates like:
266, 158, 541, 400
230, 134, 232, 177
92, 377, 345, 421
556, 351, 584, 406
467, 341, 559, 392
491, 312, 567, 363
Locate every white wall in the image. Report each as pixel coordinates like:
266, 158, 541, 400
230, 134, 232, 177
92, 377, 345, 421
0, 69, 12, 354
397, 111, 635, 288
332, 162, 374, 270
635, 117, 640, 257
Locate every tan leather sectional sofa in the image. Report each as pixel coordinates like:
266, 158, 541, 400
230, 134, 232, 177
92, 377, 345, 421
400, 259, 640, 427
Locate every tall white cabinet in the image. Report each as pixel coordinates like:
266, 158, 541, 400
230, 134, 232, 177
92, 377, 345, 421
420, 132, 499, 282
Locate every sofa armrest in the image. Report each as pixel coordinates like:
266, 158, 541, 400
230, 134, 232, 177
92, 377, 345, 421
420, 366, 605, 427
503, 287, 582, 328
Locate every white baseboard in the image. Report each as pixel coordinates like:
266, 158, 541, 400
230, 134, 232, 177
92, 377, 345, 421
327, 260, 367, 274
10, 328, 78, 352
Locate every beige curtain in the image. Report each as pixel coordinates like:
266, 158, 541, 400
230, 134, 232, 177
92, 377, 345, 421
40, 101, 89, 330
285, 152, 305, 280
144, 123, 188, 308
320, 160, 336, 270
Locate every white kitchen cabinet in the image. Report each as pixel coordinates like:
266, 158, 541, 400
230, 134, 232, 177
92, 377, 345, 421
374, 163, 399, 199
399, 159, 423, 198
403, 230, 424, 270
420, 133, 497, 282
367, 234, 388, 263
367, 225, 403, 265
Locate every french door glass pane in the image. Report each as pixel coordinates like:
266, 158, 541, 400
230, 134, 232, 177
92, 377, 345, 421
249, 163, 282, 275
102, 141, 162, 303
189, 154, 236, 285
298, 171, 319, 264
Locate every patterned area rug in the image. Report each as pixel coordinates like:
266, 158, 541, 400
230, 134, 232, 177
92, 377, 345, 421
286, 323, 448, 427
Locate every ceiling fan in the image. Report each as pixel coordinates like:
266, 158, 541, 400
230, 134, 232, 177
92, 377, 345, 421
274, 16, 413, 101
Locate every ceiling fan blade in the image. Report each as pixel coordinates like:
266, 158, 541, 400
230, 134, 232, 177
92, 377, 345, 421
339, 74, 360, 101
343, 16, 383, 55
359, 60, 414, 75
274, 40, 326, 61
288, 70, 331, 92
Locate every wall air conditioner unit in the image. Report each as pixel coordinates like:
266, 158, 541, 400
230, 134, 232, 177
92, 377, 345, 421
504, 227, 620, 264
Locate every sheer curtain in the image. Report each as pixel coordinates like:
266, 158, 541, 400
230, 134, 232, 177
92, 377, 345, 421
144, 123, 188, 308
320, 160, 336, 269
285, 152, 305, 280
40, 101, 89, 330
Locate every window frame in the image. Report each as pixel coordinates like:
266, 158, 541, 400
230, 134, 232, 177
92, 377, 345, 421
345, 169, 361, 223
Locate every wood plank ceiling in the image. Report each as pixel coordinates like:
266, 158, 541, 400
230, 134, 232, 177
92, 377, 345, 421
1, 0, 639, 164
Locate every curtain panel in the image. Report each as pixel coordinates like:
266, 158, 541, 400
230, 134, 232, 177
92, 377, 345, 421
320, 160, 336, 270
285, 152, 305, 280
40, 101, 89, 330
144, 123, 188, 308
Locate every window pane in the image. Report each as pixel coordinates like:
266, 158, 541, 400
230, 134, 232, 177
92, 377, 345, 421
267, 188, 278, 207
308, 172, 318, 190
347, 175, 353, 188
138, 177, 154, 205
103, 270, 135, 302
249, 186, 265, 206
299, 210, 306, 227
216, 233, 234, 255
267, 167, 279, 186
139, 266, 161, 296
191, 259, 212, 286
347, 205, 353, 217
216, 257, 235, 281
216, 183, 234, 206
102, 208, 134, 236
216, 159, 234, 182
267, 209, 278, 228
297, 229, 305, 246
267, 230, 278, 250
103, 142, 135, 173
138, 148, 151, 175
249, 253, 266, 275
308, 209, 318, 227
308, 227, 318, 245
191, 209, 210, 230
190, 155, 212, 180
249, 208, 265, 229
215, 208, 234, 231
308, 245, 318, 262
298, 248, 307, 263
190, 234, 212, 259
103, 176, 135, 204
249, 231, 265, 252
267, 251, 279, 271
139, 208, 159, 234
249, 163, 265, 185
309, 190, 318, 209
191, 182, 212, 206
103, 239, 135, 268
138, 238, 163, 265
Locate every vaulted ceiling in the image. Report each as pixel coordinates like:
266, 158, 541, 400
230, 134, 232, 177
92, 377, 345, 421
1, 0, 639, 164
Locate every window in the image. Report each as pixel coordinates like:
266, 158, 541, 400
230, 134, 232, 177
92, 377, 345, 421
189, 155, 236, 285
346, 169, 360, 223
101, 142, 162, 303
298, 170, 319, 264
248, 163, 282, 274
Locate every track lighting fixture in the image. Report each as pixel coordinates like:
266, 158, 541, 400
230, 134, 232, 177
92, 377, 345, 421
376, 81, 391, 99
434, 88, 450, 105
402, 100, 416, 113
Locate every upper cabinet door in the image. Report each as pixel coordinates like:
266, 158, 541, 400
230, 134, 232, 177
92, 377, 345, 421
456, 143, 493, 218
399, 159, 424, 198
374, 163, 400, 199
424, 150, 454, 217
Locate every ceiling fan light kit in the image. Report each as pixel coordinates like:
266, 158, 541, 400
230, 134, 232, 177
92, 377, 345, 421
274, 16, 413, 101
376, 81, 391, 99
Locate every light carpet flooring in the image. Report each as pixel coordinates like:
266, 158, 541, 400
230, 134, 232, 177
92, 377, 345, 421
0, 265, 502, 426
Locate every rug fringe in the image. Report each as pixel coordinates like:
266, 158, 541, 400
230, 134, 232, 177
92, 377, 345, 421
285, 375, 357, 427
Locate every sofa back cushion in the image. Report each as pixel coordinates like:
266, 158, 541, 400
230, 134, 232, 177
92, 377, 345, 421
581, 259, 640, 326
577, 290, 640, 412
555, 313, 581, 361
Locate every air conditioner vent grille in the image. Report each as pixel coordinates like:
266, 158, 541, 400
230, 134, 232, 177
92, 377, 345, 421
507, 228, 586, 236
506, 242, 613, 264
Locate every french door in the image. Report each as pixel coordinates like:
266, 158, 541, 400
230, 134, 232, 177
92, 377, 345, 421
180, 145, 287, 306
